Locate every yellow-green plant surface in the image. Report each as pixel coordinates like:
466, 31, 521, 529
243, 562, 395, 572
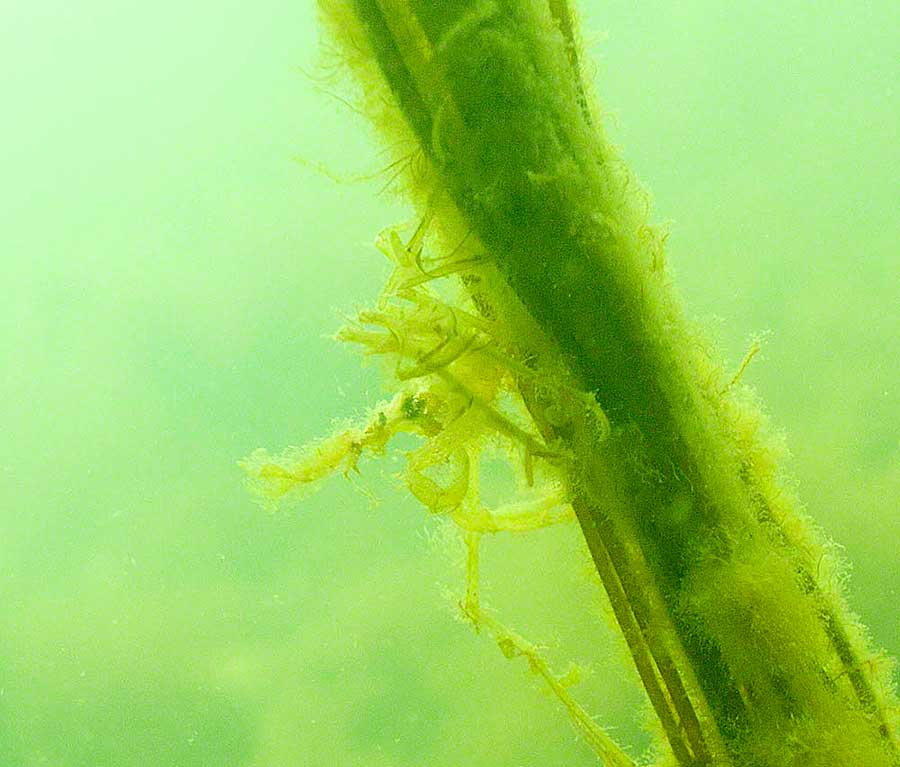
244, 1, 898, 765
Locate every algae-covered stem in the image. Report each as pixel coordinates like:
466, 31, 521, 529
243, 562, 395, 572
321, 0, 898, 764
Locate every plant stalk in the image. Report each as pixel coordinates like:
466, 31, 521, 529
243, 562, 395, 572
321, 1, 899, 763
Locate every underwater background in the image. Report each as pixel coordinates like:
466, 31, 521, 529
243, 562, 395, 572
1, 1, 896, 765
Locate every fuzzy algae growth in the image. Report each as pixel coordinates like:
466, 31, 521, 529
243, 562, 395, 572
242, 1, 899, 764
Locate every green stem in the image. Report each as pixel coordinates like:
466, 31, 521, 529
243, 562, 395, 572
325, 1, 899, 763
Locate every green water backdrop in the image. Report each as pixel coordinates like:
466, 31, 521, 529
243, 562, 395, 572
1, 1, 896, 764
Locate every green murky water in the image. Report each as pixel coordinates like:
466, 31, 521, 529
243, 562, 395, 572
1, 2, 896, 764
